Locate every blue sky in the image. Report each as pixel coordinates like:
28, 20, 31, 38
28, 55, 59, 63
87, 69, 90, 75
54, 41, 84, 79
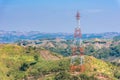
0, 0, 120, 33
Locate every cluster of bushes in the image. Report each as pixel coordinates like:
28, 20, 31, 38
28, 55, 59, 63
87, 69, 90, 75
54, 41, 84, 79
54, 71, 98, 80
114, 71, 120, 79
113, 35, 120, 41
48, 47, 71, 56
84, 44, 120, 59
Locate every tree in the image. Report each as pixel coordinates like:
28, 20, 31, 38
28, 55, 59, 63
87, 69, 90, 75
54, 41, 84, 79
95, 48, 110, 59
19, 63, 29, 71
113, 36, 120, 41
114, 71, 120, 79
54, 71, 70, 80
34, 55, 39, 62
85, 45, 95, 55
110, 44, 120, 57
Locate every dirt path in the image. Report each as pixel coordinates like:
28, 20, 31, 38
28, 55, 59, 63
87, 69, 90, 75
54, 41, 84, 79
40, 50, 60, 60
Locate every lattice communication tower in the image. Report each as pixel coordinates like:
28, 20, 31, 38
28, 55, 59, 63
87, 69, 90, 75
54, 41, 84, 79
70, 12, 85, 73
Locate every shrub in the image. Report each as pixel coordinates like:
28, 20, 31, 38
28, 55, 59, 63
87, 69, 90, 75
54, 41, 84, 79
114, 72, 120, 79
19, 63, 29, 71
54, 71, 70, 80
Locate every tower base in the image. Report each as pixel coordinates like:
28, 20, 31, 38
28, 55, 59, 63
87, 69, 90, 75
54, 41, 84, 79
70, 64, 85, 74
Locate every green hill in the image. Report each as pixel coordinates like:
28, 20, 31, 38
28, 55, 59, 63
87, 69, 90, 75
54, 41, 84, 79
0, 44, 64, 80
0, 44, 119, 80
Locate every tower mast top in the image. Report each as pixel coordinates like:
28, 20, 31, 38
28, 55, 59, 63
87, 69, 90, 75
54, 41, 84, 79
76, 11, 80, 20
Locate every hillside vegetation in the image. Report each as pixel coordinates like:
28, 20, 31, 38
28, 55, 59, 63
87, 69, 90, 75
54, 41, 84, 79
0, 44, 120, 80
0, 44, 63, 80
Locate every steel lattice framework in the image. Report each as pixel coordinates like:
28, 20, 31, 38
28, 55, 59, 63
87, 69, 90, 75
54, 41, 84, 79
70, 12, 85, 73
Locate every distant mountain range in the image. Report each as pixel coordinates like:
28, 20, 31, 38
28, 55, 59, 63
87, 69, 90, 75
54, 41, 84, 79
0, 30, 120, 43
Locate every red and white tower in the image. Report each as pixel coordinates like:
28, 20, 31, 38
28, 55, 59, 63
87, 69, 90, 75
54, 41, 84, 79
70, 11, 85, 73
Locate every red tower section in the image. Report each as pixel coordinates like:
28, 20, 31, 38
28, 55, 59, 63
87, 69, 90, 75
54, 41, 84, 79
74, 12, 82, 38
74, 27, 82, 38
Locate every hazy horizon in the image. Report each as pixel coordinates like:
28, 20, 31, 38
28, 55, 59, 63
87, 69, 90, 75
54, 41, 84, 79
0, 0, 120, 33
0, 30, 120, 34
